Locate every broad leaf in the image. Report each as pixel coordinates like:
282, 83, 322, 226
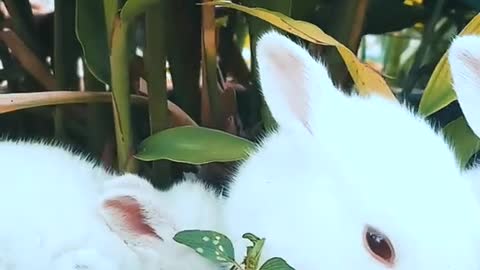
174, 230, 236, 264
134, 126, 255, 164
120, 0, 161, 23
76, 0, 111, 85
205, 1, 396, 100
443, 117, 480, 169
418, 13, 480, 117
259, 258, 295, 270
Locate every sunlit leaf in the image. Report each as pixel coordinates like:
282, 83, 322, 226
174, 230, 236, 264
76, 0, 111, 85
134, 126, 255, 164
443, 117, 480, 169
418, 13, 480, 117
205, 0, 396, 100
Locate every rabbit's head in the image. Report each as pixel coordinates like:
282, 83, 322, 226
222, 31, 480, 270
64, 173, 223, 270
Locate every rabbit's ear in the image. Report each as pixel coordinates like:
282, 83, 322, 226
448, 35, 480, 138
99, 175, 175, 247
256, 30, 341, 133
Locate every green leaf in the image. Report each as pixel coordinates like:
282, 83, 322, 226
242, 233, 265, 270
418, 13, 480, 117
259, 258, 295, 270
173, 230, 236, 264
443, 117, 480, 169
76, 0, 111, 85
120, 0, 161, 23
102, 0, 118, 46
134, 126, 255, 164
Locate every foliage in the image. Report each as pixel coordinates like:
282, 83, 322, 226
0, 0, 478, 188
174, 230, 295, 270
135, 126, 255, 164
207, 0, 396, 100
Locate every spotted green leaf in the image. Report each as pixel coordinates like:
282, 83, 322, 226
173, 230, 236, 264
259, 257, 295, 270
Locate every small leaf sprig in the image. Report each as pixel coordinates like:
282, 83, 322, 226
173, 230, 295, 270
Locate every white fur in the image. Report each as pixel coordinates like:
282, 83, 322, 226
221, 31, 480, 270
0, 140, 221, 270
448, 35, 480, 182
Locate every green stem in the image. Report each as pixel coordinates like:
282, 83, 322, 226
103, 0, 118, 47
166, 0, 201, 123
85, 62, 111, 158
54, 0, 79, 140
202, 0, 223, 129
145, 4, 171, 188
110, 15, 136, 172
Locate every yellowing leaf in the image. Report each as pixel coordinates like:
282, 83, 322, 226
205, 1, 396, 100
418, 13, 480, 117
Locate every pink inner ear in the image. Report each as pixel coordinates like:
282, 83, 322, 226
459, 50, 480, 74
262, 46, 312, 133
104, 196, 162, 240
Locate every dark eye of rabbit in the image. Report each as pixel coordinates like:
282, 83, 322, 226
364, 225, 395, 266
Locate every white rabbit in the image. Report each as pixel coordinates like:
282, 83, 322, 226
0, 139, 222, 270
220, 31, 480, 270
447, 34, 480, 183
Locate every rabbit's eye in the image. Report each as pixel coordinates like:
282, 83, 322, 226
364, 225, 395, 266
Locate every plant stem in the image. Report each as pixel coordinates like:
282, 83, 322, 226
85, 62, 111, 158
110, 15, 136, 172
166, 0, 201, 123
54, 0, 79, 140
145, 3, 171, 188
201, 0, 223, 129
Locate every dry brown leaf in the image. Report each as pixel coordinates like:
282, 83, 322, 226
0, 29, 57, 90
0, 91, 197, 127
